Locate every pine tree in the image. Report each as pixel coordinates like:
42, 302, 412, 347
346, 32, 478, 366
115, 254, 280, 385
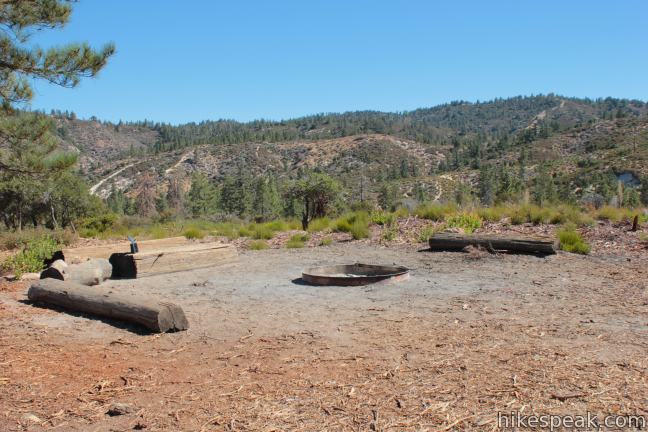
187, 172, 218, 218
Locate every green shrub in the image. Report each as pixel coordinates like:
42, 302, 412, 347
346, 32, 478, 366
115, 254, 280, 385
334, 212, 371, 239
78, 213, 118, 237
334, 219, 352, 232
476, 206, 507, 222
382, 226, 397, 241
149, 225, 169, 239
319, 237, 333, 246
445, 212, 482, 233
371, 211, 395, 226
1, 228, 75, 250
238, 226, 253, 237
1, 236, 60, 277
350, 220, 370, 240
290, 233, 310, 242
286, 238, 305, 248
415, 203, 457, 221
251, 224, 274, 240
249, 240, 269, 250
183, 227, 204, 240
393, 207, 410, 218
596, 206, 629, 223
557, 226, 591, 255
308, 217, 331, 232
418, 226, 436, 243
265, 220, 289, 232
509, 207, 528, 225
214, 222, 240, 240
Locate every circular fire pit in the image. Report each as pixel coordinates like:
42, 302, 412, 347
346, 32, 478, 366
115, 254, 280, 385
302, 263, 409, 286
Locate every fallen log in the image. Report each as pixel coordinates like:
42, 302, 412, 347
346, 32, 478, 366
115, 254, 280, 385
110, 242, 237, 278
429, 232, 557, 255
63, 237, 193, 262
27, 279, 188, 332
40, 258, 112, 286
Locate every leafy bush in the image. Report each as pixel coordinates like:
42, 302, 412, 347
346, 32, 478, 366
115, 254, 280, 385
350, 220, 370, 239
0, 228, 76, 250
1, 236, 60, 277
183, 227, 204, 240
371, 211, 395, 226
238, 226, 253, 237
418, 226, 436, 243
415, 203, 457, 221
249, 240, 269, 250
78, 213, 118, 237
445, 212, 482, 233
250, 224, 274, 240
476, 206, 507, 222
264, 220, 289, 232
290, 233, 310, 242
596, 206, 630, 223
286, 238, 305, 248
557, 226, 591, 254
319, 237, 333, 246
334, 212, 370, 239
307, 217, 331, 232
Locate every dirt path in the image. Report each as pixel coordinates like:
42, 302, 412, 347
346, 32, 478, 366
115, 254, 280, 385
1, 244, 647, 431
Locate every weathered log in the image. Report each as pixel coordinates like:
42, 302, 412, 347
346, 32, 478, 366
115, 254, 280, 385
40, 258, 112, 286
27, 279, 188, 332
110, 243, 237, 278
429, 232, 557, 255
63, 237, 194, 262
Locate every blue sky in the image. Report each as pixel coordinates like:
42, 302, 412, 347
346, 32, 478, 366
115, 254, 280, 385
30, 0, 648, 124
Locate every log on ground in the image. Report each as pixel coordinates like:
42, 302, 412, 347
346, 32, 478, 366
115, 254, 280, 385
429, 232, 557, 255
40, 258, 112, 286
27, 279, 188, 332
110, 242, 237, 278
63, 237, 193, 261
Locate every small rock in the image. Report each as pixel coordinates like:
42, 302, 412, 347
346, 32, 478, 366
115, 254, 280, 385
19, 272, 41, 281
107, 402, 135, 416
21, 413, 42, 423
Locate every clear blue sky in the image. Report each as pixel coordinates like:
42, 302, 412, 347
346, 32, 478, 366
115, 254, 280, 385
30, 0, 648, 124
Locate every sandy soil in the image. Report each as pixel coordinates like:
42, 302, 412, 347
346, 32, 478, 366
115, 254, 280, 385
1, 243, 647, 431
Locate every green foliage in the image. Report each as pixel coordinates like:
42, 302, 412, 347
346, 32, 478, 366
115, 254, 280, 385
291, 233, 310, 242
415, 203, 457, 221
286, 234, 306, 248
250, 224, 274, 240
476, 206, 506, 222
596, 206, 631, 223
1, 235, 60, 277
238, 226, 253, 237
249, 240, 269, 250
307, 217, 331, 232
557, 226, 591, 254
349, 220, 370, 240
285, 172, 341, 230
418, 226, 437, 243
183, 227, 204, 240
319, 237, 333, 246
0, 228, 75, 251
78, 213, 118, 237
382, 226, 397, 241
378, 182, 400, 211
186, 172, 219, 218
371, 211, 395, 226
445, 213, 482, 233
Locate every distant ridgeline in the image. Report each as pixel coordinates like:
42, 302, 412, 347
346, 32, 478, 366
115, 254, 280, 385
33, 94, 648, 223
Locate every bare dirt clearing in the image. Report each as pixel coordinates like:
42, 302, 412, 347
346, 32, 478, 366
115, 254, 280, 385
1, 243, 647, 431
